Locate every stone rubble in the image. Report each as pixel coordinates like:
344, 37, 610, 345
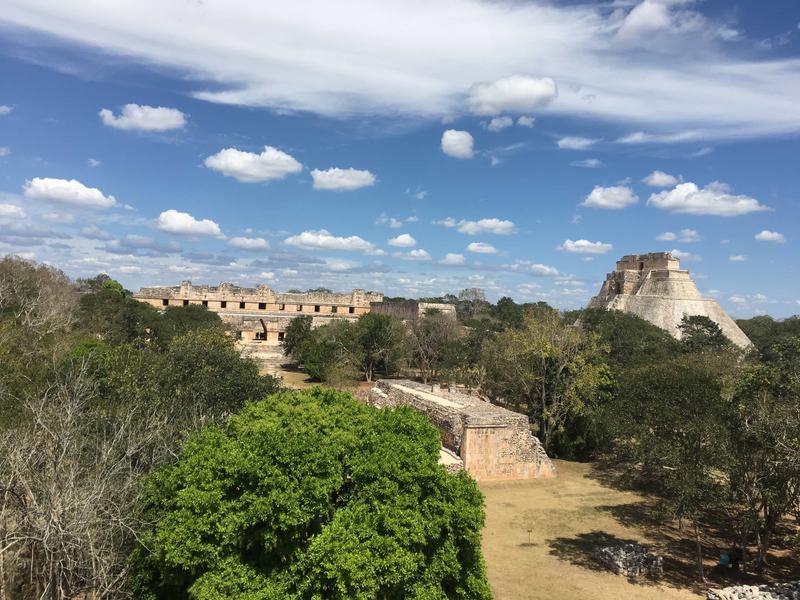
707, 581, 800, 600
592, 543, 663, 578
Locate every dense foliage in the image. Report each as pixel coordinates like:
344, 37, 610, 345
130, 388, 492, 600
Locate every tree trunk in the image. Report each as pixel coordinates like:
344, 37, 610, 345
694, 520, 706, 583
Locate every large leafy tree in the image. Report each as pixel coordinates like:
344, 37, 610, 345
130, 388, 491, 600
481, 310, 610, 451
610, 353, 736, 582
355, 312, 405, 381
679, 314, 731, 353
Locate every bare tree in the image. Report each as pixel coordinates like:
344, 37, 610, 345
0, 362, 170, 600
0, 256, 78, 340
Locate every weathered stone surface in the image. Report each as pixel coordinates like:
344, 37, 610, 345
707, 581, 800, 600
588, 252, 751, 348
592, 543, 663, 578
369, 380, 555, 481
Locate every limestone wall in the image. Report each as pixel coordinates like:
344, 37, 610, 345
370, 380, 555, 481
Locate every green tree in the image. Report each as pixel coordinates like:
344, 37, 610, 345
301, 319, 361, 384
679, 315, 731, 353
356, 312, 405, 381
152, 304, 225, 349
610, 353, 736, 582
481, 310, 610, 452
130, 388, 491, 600
406, 312, 461, 383
282, 314, 313, 358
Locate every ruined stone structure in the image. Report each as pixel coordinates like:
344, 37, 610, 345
369, 379, 555, 481
588, 252, 751, 348
369, 299, 457, 322
134, 281, 383, 344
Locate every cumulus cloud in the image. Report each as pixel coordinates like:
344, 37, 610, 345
388, 233, 416, 247
571, 158, 602, 168
396, 249, 432, 261
468, 75, 557, 115
0, 105, 12, 115
435, 217, 515, 235
670, 248, 701, 262
754, 230, 785, 243
23, 177, 117, 209
441, 129, 474, 159
440, 253, 465, 265
517, 115, 535, 127
503, 261, 560, 276
204, 146, 302, 183
558, 239, 613, 254
729, 255, 747, 262
5, 1, 800, 141
648, 181, 770, 216
310, 167, 376, 191
581, 185, 639, 209
87, 158, 101, 168
642, 170, 678, 187
0, 147, 10, 157
80, 225, 113, 240
0, 204, 25, 218
228, 236, 269, 250
467, 242, 498, 254
486, 116, 513, 132
99, 103, 186, 131
657, 228, 700, 243
106, 234, 182, 256
557, 137, 599, 150
284, 229, 377, 253
41, 211, 75, 223
156, 209, 222, 237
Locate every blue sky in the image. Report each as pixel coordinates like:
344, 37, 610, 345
0, 0, 798, 317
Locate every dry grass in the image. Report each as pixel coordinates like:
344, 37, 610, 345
479, 460, 799, 600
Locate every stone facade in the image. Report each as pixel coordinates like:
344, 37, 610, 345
707, 581, 800, 600
588, 252, 752, 348
369, 380, 555, 481
134, 281, 383, 344
369, 299, 457, 321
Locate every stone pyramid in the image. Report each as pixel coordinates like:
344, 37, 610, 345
588, 252, 751, 348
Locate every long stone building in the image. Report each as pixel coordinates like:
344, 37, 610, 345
370, 380, 555, 481
134, 281, 383, 343
588, 252, 751, 348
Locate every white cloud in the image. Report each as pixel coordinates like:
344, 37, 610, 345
388, 233, 416, 247
81, 225, 113, 240
23, 177, 117, 209
311, 167, 376, 191
504, 261, 560, 276
0, 147, 10, 157
670, 248, 701, 262
754, 230, 785, 243
441, 129, 474, 159
228, 236, 269, 250
581, 185, 639, 209
258, 271, 276, 280
658, 228, 700, 243
41, 211, 75, 223
5, 2, 800, 141
517, 115, 535, 128
468, 75, 557, 115
284, 229, 376, 253
642, 170, 678, 187
117, 265, 141, 273
570, 158, 602, 168
99, 103, 186, 131
157, 209, 222, 237
729, 255, 747, 262
486, 116, 513, 132
558, 239, 613, 254
435, 217, 516, 235
440, 253, 465, 265
648, 181, 770, 216
0, 203, 25, 218
467, 242, 498, 254
204, 146, 302, 183
397, 248, 432, 261
88, 158, 101, 168
0, 105, 12, 115
557, 137, 599, 150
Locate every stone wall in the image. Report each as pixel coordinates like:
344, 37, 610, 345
369, 300, 457, 321
369, 380, 555, 481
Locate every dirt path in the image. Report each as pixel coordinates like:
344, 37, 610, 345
479, 460, 703, 600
